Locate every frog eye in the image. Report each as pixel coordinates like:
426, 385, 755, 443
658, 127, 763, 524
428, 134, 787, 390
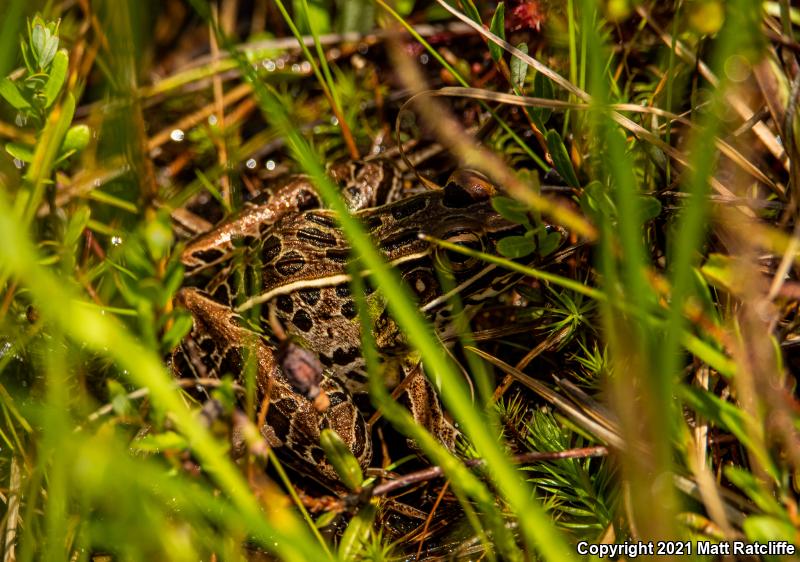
435, 227, 484, 273
443, 169, 497, 208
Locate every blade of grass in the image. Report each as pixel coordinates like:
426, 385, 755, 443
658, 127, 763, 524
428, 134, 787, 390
581, 1, 677, 540
41, 329, 70, 560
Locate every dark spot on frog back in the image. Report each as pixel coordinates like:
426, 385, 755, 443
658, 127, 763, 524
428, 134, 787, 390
379, 230, 420, 253
443, 170, 496, 208
326, 389, 348, 407
275, 251, 306, 276
364, 215, 382, 231
211, 282, 231, 305
325, 248, 350, 264
292, 309, 314, 332
390, 196, 428, 220
333, 346, 360, 366
266, 403, 292, 442
298, 288, 321, 306
276, 295, 294, 314
297, 227, 337, 248
219, 348, 242, 377
305, 212, 337, 229
341, 300, 357, 319
310, 447, 325, 463
232, 233, 257, 248
261, 235, 282, 263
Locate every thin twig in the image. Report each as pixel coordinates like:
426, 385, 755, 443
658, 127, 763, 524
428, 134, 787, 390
368, 446, 609, 498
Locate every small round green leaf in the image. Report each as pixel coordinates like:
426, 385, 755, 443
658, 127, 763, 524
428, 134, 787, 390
61, 124, 90, 154
638, 195, 662, 223
497, 235, 536, 258
538, 231, 562, 257
491, 195, 531, 226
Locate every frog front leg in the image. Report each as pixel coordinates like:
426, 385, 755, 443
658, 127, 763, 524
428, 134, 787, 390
180, 160, 401, 274
172, 287, 372, 485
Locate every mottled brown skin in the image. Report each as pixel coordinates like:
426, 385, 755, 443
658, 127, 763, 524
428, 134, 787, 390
174, 288, 370, 484
174, 161, 534, 483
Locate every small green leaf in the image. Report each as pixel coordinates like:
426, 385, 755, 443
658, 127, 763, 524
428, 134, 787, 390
497, 235, 536, 259
645, 144, 668, 170
5, 142, 34, 162
162, 259, 186, 304
491, 195, 531, 226
63, 205, 91, 252
132, 431, 189, 453
40, 32, 59, 69
0, 78, 31, 109
638, 195, 661, 223
680, 386, 776, 478
724, 466, 784, 516
394, 0, 415, 16
532, 72, 554, 123
43, 49, 68, 107
23, 91, 75, 196
691, 268, 721, 326
31, 23, 46, 64
144, 214, 174, 261
320, 428, 364, 491
314, 510, 338, 529
210, 375, 237, 412
538, 230, 562, 256
161, 311, 193, 353
19, 39, 35, 75
489, 3, 505, 62
338, 503, 377, 560
61, 123, 90, 154
460, 0, 482, 24
546, 130, 580, 188
510, 42, 529, 89
294, 0, 331, 34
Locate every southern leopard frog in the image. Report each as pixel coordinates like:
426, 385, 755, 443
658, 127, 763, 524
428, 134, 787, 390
173, 160, 541, 484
